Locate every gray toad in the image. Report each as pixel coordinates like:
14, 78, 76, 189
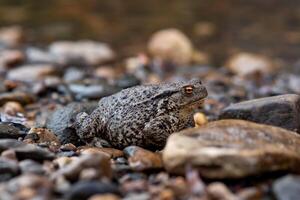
75, 79, 207, 149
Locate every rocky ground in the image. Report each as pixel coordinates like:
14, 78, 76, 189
0, 26, 300, 200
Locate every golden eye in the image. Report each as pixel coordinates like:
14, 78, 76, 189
184, 85, 194, 94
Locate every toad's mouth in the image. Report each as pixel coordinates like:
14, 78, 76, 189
188, 98, 205, 107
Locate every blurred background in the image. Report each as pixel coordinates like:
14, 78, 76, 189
1, 0, 300, 66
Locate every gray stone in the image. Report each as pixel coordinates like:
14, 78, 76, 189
273, 175, 300, 200
46, 102, 97, 145
219, 94, 300, 132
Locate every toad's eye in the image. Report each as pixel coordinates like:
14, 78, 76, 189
184, 85, 194, 94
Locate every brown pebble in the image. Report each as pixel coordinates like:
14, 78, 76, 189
88, 194, 120, 200
207, 182, 238, 200
1, 149, 17, 161
3, 101, 24, 116
193, 112, 208, 127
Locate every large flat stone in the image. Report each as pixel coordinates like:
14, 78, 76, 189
219, 94, 300, 132
163, 119, 300, 179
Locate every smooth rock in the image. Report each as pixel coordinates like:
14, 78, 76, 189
0, 92, 35, 106
0, 174, 52, 200
79, 147, 124, 158
220, 94, 300, 132
272, 175, 300, 200
19, 159, 45, 175
25, 47, 58, 64
148, 28, 193, 65
0, 50, 24, 67
226, 52, 275, 76
0, 158, 19, 181
63, 67, 86, 83
0, 139, 55, 161
46, 102, 97, 145
207, 182, 238, 200
3, 101, 25, 116
0, 26, 24, 47
7, 64, 57, 82
49, 40, 115, 66
56, 153, 111, 181
163, 120, 300, 178
89, 194, 120, 200
0, 123, 26, 139
124, 146, 163, 171
66, 181, 119, 200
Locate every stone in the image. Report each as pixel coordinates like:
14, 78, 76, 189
148, 28, 193, 65
3, 101, 25, 116
0, 123, 26, 139
193, 112, 208, 127
220, 94, 300, 132
0, 158, 19, 181
0, 50, 24, 67
206, 182, 238, 200
19, 159, 45, 175
55, 153, 111, 181
7, 64, 57, 82
272, 175, 300, 200
89, 194, 120, 200
0, 26, 24, 47
79, 147, 124, 158
63, 67, 86, 83
225, 52, 275, 76
163, 120, 300, 178
46, 102, 97, 145
49, 40, 115, 66
123, 146, 163, 171
25, 47, 58, 64
68, 82, 120, 100
0, 139, 55, 161
0, 92, 35, 106
66, 181, 119, 200
0, 174, 52, 200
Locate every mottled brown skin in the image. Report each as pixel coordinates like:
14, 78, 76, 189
75, 79, 207, 149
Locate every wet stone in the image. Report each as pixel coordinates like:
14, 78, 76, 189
0, 139, 55, 161
66, 181, 119, 200
163, 120, 300, 178
46, 102, 97, 145
272, 175, 300, 200
220, 94, 300, 132
123, 146, 163, 171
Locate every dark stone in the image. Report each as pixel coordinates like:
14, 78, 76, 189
0, 158, 19, 181
0, 122, 27, 139
0, 139, 55, 161
219, 94, 300, 132
66, 181, 120, 200
273, 175, 300, 200
46, 102, 97, 145
116, 74, 140, 89
19, 159, 45, 175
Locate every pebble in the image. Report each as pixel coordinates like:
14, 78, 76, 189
0, 26, 24, 47
6, 64, 57, 82
88, 194, 120, 200
63, 67, 86, 83
193, 112, 208, 127
272, 175, 300, 200
0, 139, 55, 161
19, 159, 45, 175
55, 153, 111, 181
148, 28, 193, 65
220, 94, 300, 132
79, 147, 124, 158
25, 47, 58, 64
3, 101, 25, 116
0, 174, 53, 200
65, 181, 119, 200
226, 52, 275, 76
0, 92, 35, 106
0, 122, 26, 139
123, 146, 163, 171
46, 102, 98, 145
207, 182, 238, 200
49, 40, 115, 66
0, 157, 19, 181
0, 50, 24, 67
163, 119, 300, 178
